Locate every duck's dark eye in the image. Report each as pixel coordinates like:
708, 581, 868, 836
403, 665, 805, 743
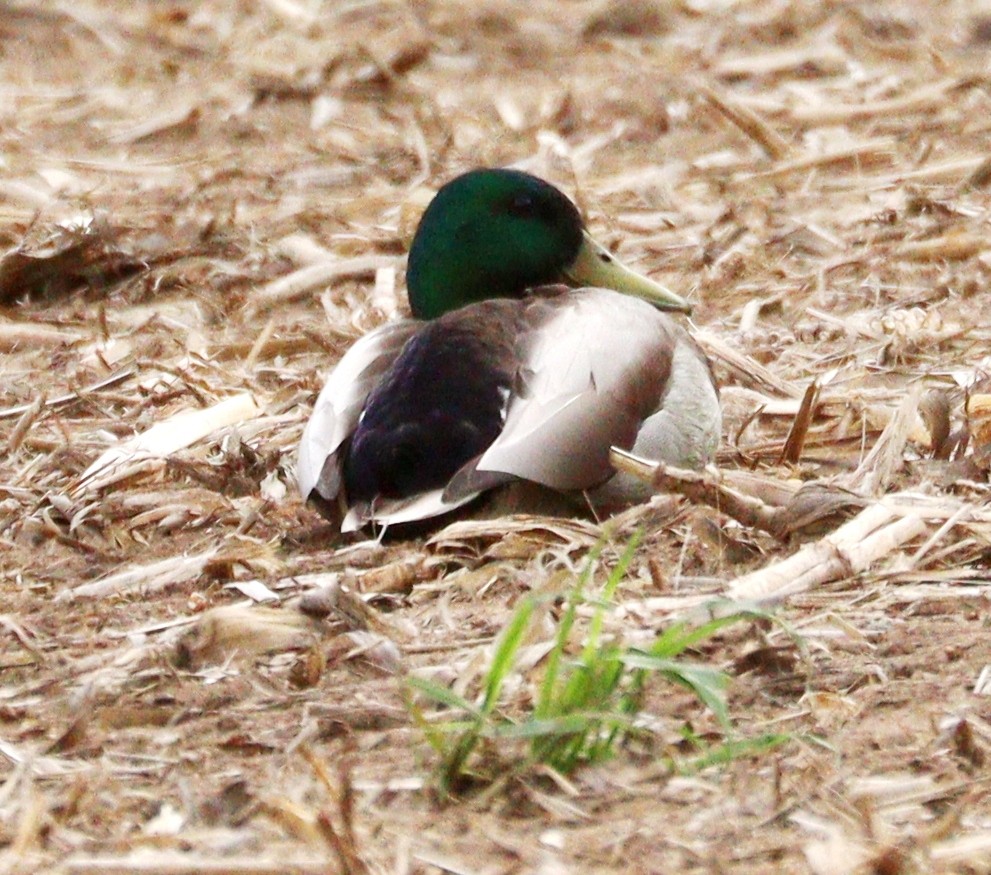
506, 192, 537, 218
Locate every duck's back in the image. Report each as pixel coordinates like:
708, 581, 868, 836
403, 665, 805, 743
342, 299, 524, 507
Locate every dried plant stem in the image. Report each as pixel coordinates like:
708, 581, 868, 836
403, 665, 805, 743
701, 83, 793, 160
247, 256, 398, 317
726, 504, 927, 603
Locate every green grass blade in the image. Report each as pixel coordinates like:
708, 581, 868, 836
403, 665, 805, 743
408, 676, 479, 715
622, 652, 731, 727
679, 733, 791, 772
536, 545, 599, 718
581, 532, 640, 662
481, 593, 536, 713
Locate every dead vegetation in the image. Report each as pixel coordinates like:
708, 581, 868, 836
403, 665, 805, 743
3, 1, 991, 872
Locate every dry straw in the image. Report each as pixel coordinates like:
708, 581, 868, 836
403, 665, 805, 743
3, 1, 991, 872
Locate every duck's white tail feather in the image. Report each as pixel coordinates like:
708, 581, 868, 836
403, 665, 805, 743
341, 487, 480, 533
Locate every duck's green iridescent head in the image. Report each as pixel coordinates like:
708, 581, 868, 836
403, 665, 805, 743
406, 168, 692, 320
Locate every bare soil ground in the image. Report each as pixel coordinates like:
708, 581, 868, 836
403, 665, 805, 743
3, 1, 991, 872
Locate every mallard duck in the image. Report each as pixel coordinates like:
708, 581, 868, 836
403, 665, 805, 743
297, 168, 720, 532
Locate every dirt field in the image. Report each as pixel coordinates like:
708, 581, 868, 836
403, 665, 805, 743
3, 1, 991, 872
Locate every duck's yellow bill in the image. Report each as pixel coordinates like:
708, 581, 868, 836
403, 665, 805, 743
563, 230, 692, 314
